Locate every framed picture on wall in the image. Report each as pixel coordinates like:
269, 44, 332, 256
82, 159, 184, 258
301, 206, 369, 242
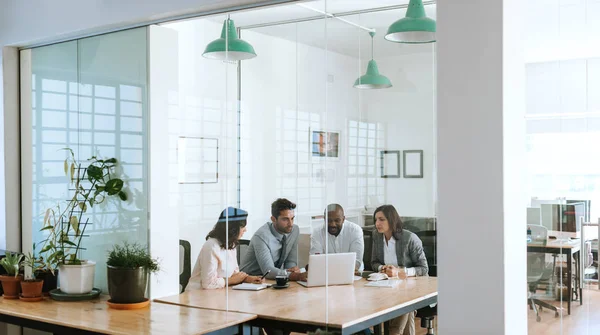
177, 136, 219, 184
310, 129, 340, 159
403, 150, 423, 178
380, 150, 400, 178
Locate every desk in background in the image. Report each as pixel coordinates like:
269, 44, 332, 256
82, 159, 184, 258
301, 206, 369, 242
0, 295, 256, 335
156, 277, 438, 335
527, 239, 582, 315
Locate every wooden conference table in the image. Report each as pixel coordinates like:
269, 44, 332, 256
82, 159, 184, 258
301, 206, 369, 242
0, 295, 256, 335
156, 276, 438, 335
527, 239, 582, 315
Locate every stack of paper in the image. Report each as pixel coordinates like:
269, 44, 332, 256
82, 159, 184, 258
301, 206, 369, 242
365, 279, 401, 288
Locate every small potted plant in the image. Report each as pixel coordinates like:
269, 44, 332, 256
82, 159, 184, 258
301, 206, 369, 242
106, 242, 159, 305
0, 252, 23, 299
20, 245, 45, 301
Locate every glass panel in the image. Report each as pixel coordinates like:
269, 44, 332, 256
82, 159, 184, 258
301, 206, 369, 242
26, 27, 149, 294
160, 1, 437, 332
526, 0, 597, 331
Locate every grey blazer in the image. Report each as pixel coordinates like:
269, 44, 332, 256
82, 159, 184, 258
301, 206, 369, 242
371, 229, 429, 276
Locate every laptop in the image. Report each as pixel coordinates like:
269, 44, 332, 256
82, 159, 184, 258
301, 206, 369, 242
297, 253, 355, 287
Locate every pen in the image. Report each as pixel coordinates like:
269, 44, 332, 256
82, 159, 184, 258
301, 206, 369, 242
260, 270, 271, 280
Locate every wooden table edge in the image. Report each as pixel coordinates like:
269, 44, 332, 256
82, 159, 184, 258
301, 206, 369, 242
0, 299, 258, 335
154, 291, 438, 330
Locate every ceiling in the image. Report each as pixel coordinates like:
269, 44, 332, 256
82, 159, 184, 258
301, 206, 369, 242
205, 0, 437, 58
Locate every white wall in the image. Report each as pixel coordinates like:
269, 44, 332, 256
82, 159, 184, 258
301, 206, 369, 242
361, 51, 436, 218
437, 0, 526, 334
163, 17, 436, 263
162, 19, 240, 264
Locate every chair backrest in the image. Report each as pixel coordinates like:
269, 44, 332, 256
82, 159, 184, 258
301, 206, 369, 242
237, 239, 250, 265
362, 227, 374, 271
527, 225, 548, 281
415, 230, 437, 277
179, 240, 191, 293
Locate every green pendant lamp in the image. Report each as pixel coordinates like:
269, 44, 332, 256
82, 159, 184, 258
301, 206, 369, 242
385, 0, 436, 44
203, 16, 257, 61
354, 32, 392, 90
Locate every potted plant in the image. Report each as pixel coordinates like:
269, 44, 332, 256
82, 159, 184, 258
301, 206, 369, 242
0, 252, 23, 299
106, 242, 159, 304
38, 148, 127, 295
20, 245, 45, 301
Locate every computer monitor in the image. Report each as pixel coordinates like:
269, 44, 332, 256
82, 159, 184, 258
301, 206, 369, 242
540, 203, 585, 239
527, 207, 542, 226
567, 199, 591, 222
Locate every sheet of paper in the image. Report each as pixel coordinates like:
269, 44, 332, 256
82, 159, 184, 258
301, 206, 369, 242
365, 279, 402, 288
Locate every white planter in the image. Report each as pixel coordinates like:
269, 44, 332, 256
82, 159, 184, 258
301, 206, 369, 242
58, 260, 96, 294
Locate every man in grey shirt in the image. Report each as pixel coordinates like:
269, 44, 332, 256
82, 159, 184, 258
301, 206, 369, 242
240, 198, 308, 281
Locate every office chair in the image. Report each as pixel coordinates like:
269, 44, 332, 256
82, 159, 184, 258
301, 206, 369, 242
237, 239, 250, 265
179, 240, 191, 293
528, 227, 559, 321
415, 230, 437, 335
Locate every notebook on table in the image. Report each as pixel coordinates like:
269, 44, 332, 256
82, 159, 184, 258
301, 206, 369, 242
232, 283, 270, 291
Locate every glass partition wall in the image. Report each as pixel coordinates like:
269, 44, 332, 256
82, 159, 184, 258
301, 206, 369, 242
20, 28, 149, 293
163, 0, 437, 333
19, 0, 437, 333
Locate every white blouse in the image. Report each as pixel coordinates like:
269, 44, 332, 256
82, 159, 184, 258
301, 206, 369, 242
190, 238, 239, 289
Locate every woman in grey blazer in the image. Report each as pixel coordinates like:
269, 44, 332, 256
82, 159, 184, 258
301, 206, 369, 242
370, 205, 428, 335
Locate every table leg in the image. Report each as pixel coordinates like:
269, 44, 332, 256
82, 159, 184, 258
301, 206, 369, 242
374, 324, 382, 335
567, 252, 572, 315
577, 251, 583, 306
383, 321, 390, 335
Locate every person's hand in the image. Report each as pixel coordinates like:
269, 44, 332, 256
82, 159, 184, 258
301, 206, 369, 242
230, 271, 248, 285
289, 271, 308, 281
286, 266, 300, 273
385, 265, 398, 278
244, 275, 264, 284
397, 267, 408, 280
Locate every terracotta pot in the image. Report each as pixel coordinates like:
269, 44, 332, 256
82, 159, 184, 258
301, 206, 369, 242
0, 275, 23, 299
20, 279, 44, 298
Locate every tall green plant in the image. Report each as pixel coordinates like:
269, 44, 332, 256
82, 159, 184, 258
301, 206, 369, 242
39, 148, 128, 267
0, 252, 23, 277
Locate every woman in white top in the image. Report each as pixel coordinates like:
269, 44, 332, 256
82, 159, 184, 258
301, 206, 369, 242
190, 207, 263, 289
371, 205, 428, 335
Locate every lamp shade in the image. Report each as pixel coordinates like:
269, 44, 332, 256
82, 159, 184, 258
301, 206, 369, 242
353, 60, 392, 89
203, 19, 257, 60
385, 0, 436, 44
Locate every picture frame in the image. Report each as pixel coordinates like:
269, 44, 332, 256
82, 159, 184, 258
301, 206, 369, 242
380, 150, 400, 178
403, 150, 423, 178
310, 129, 341, 160
177, 136, 219, 184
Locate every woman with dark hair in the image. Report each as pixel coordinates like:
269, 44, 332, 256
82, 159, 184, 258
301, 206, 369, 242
190, 207, 264, 289
371, 205, 428, 335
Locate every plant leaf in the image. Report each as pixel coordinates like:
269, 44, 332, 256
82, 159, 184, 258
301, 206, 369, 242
70, 163, 75, 183
40, 225, 54, 231
105, 179, 124, 195
118, 190, 127, 201
69, 216, 80, 236
43, 208, 51, 227
40, 244, 52, 253
87, 165, 103, 181
63, 240, 77, 247
78, 202, 87, 213
104, 158, 117, 164
63, 159, 68, 177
